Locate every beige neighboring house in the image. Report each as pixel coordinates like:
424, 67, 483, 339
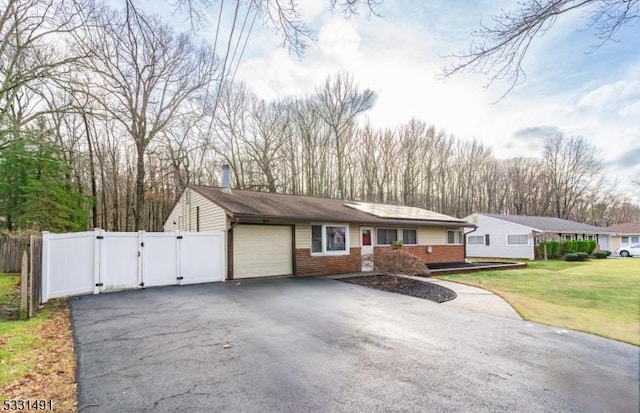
607, 223, 640, 250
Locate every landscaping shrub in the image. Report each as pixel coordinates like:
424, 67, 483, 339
564, 241, 578, 254
602, 250, 612, 257
374, 249, 430, 277
539, 240, 562, 259
564, 253, 588, 262
576, 252, 589, 260
591, 251, 609, 259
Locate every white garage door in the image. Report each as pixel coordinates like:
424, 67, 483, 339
234, 225, 293, 278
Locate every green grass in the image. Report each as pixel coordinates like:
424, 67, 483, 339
0, 311, 50, 387
0, 274, 20, 321
438, 259, 640, 345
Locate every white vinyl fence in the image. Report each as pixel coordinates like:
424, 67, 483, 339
42, 229, 225, 302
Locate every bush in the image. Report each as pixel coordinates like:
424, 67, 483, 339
374, 249, 430, 277
538, 240, 562, 259
564, 241, 578, 254
591, 251, 609, 259
564, 252, 588, 261
576, 252, 589, 260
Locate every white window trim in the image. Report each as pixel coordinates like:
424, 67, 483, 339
446, 230, 463, 245
506, 234, 530, 246
310, 223, 350, 256
375, 227, 399, 246
401, 228, 418, 246
467, 235, 485, 246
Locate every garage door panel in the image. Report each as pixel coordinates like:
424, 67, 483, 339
234, 225, 292, 278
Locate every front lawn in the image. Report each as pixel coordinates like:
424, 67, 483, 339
0, 274, 77, 411
438, 259, 640, 345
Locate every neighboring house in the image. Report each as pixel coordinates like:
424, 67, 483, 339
164, 184, 474, 279
462, 213, 613, 260
607, 223, 640, 251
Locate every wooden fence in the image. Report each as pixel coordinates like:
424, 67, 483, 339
29, 236, 43, 317
4, 236, 43, 319
0, 237, 29, 273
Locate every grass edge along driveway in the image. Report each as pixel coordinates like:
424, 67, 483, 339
438, 259, 640, 345
0, 274, 77, 411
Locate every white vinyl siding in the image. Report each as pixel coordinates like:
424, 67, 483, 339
164, 188, 227, 232
350, 225, 360, 247
418, 228, 446, 245
295, 224, 310, 249
234, 225, 292, 278
463, 214, 535, 260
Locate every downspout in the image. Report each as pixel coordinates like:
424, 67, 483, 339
463, 227, 478, 261
227, 219, 240, 280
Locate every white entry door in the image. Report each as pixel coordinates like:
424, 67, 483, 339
361, 227, 374, 272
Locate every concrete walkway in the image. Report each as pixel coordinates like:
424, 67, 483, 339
330, 273, 522, 320
399, 275, 522, 320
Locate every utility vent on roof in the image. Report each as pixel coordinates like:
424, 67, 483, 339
345, 202, 461, 222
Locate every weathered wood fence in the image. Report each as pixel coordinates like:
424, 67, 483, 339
2, 236, 43, 319
0, 237, 29, 273
29, 236, 43, 317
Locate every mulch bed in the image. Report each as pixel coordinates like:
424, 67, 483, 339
340, 275, 457, 303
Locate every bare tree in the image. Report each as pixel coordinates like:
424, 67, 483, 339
544, 134, 602, 219
0, 0, 96, 147
442, 0, 640, 95
312, 72, 376, 198
75, 5, 217, 230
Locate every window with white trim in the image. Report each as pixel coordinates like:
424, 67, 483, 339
402, 229, 417, 245
564, 234, 573, 241
632, 236, 640, 244
311, 224, 349, 255
447, 230, 462, 245
376, 228, 398, 246
467, 235, 485, 245
507, 234, 529, 245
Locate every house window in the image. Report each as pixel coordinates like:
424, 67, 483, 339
507, 234, 529, 246
402, 229, 417, 245
447, 230, 462, 245
485, 234, 491, 246
311, 224, 349, 255
632, 236, 640, 244
564, 234, 573, 241
196, 206, 200, 232
377, 228, 398, 246
467, 235, 485, 245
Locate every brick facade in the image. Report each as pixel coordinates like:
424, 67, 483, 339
295, 248, 362, 276
295, 245, 463, 276
374, 245, 464, 264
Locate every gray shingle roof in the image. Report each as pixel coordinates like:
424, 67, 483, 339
192, 186, 472, 227
481, 213, 612, 233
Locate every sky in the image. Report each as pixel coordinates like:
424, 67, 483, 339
143, 0, 640, 198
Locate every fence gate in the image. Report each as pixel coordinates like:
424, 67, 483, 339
42, 229, 225, 302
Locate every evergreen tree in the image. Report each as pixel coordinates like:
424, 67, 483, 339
0, 137, 88, 232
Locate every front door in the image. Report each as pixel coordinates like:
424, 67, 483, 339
361, 227, 374, 272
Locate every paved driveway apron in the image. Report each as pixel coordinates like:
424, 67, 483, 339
70, 277, 638, 413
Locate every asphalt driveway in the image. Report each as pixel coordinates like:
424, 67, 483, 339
69, 277, 639, 412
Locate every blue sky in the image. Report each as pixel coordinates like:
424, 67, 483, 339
137, 0, 640, 197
